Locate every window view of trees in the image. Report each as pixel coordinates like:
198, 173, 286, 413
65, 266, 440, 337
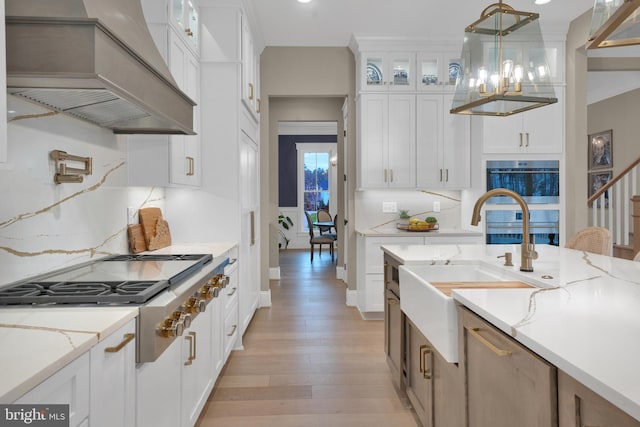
303, 152, 330, 223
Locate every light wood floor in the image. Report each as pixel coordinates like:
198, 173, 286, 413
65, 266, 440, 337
195, 249, 419, 427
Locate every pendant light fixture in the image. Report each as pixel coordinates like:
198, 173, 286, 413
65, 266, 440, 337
588, 0, 640, 49
450, 0, 557, 116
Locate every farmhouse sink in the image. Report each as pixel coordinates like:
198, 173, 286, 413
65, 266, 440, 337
399, 264, 534, 363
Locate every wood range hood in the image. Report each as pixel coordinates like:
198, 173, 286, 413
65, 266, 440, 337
5, 0, 196, 135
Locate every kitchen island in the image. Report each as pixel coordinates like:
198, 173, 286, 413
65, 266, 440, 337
382, 243, 640, 425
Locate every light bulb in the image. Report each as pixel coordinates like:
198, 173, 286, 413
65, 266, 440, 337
477, 67, 488, 84
490, 73, 500, 92
502, 60, 513, 78
513, 65, 523, 82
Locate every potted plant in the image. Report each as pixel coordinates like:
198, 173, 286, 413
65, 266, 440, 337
425, 216, 438, 229
398, 209, 411, 226
278, 213, 294, 249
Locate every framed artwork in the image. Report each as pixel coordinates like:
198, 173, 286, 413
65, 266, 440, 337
588, 129, 613, 171
589, 171, 612, 207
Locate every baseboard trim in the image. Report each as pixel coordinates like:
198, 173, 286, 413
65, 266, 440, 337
345, 289, 357, 307
269, 267, 281, 280
260, 290, 272, 307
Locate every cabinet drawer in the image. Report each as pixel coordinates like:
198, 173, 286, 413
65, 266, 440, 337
223, 303, 239, 358
15, 352, 90, 427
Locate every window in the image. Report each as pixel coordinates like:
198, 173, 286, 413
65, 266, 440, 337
296, 143, 337, 230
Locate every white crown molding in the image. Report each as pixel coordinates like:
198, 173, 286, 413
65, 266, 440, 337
278, 121, 337, 135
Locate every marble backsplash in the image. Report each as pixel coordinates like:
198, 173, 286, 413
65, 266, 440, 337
0, 97, 166, 285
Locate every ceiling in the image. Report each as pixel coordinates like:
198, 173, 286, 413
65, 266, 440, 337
245, 0, 596, 48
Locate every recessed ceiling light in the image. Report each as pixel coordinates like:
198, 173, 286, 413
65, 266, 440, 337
534, 0, 551, 4
298, 0, 312, 3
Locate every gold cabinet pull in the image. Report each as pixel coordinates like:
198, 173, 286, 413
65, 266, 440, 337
184, 331, 196, 365
105, 333, 135, 353
186, 156, 195, 176
526, 132, 530, 147
227, 325, 237, 337
248, 83, 254, 100
256, 98, 261, 113
519, 133, 523, 147
419, 345, 432, 380
467, 327, 512, 357
227, 287, 237, 297
384, 169, 388, 182
250, 210, 255, 246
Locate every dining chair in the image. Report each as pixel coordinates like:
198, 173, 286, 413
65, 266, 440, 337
564, 226, 611, 255
305, 211, 335, 262
316, 209, 333, 235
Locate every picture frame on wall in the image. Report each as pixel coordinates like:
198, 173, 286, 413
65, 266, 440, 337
588, 129, 613, 171
589, 170, 612, 207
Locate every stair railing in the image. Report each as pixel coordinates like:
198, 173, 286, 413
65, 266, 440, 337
587, 156, 640, 253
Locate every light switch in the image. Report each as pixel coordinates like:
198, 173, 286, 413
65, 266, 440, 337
433, 201, 441, 212
382, 202, 398, 213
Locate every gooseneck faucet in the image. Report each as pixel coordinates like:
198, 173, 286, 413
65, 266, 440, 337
471, 188, 538, 272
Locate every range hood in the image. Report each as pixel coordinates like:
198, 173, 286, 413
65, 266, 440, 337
5, 0, 196, 135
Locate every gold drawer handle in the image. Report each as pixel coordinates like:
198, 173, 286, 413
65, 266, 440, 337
227, 324, 237, 337
467, 327, 512, 357
420, 345, 432, 380
105, 333, 135, 353
248, 83, 254, 100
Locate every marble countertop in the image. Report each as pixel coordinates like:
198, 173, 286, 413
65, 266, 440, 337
381, 243, 640, 421
0, 307, 138, 403
356, 227, 483, 237
0, 242, 237, 403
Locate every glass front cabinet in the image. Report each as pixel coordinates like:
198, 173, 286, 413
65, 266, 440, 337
360, 52, 416, 92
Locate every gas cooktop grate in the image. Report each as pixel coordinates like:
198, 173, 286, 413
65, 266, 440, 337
0, 280, 169, 305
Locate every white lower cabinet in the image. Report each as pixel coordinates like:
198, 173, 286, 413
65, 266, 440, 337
15, 352, 90, 427
89, 320, 136, 427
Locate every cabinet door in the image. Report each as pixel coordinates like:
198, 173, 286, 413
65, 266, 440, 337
405, 320, 434, 427
460, 307, 557, 427
358, 94, 388, 188
241, 15, 256, 111
416, 94, 443, 188
417, 52, 462, 91
182, 310, 213, 427
387, 94, 416, 188
479, 113, 523, 154
521, 87, 564, 154
442, 93, 470, 188
384, 287, 403, 392
136, 338, 182, 427
16, 353, 90, 427
558, 371, 640, 427
90, 320, 136, 427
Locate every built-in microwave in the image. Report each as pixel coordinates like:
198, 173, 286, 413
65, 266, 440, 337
486, 160, 559, 205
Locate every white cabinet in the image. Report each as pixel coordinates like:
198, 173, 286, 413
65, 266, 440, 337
129, 0, 200, 188
171, 0, 200, 53
416, 51, 462, 91
357, 93, 416, 189
181, 309, 213, 427
356, 236, 423, 313
480, 87, 564, 154
416, 93, 470, 189
360, 51, 416, 92
242, 14, 260, 116
89, 320, 136, 427
223, 264, 240, 360
15, 353, 90, 427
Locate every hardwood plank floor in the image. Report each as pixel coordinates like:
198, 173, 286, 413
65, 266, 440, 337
195, 250, 418, 427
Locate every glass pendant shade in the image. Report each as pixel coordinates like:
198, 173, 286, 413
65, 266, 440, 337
450, 1, 557, 116
588, 0, 640, 49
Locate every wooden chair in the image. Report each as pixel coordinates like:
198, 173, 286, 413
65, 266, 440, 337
316, 209, 334, 235
305, 211, 335, 262
565, 227, 611, 255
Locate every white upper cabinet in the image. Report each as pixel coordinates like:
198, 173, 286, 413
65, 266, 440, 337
480, 87, 564, 154
360, 52, 416, 92
171, 0, 200, 54
357, 93, 416, 189
0, 5, 6, 163
416, 93, 470, 189
242, 14, 260, 116
416, 51, 462, 91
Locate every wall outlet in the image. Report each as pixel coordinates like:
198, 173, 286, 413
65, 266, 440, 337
433, 201, 441, 212
382, 202, 398, 213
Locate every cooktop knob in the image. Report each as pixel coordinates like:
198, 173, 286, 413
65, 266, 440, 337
199, 284, 215, 300
185, 297, 206, 314
160, 318, 184, 338
172, 311, 192, 329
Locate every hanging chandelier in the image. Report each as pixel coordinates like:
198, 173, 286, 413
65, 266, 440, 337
588, 0, 640, 49
450, 1, 557, 116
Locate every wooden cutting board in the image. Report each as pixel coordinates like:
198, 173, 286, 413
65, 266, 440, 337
127, 224, 147, 254
431, 281, 534, 297
138, 207, 171, 251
